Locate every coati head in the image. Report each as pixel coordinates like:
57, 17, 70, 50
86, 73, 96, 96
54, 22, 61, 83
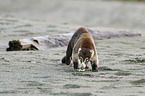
78, 48, 94, 71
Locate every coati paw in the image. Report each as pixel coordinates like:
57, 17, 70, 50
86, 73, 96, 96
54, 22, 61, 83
92, 69, 99, 72
77, 69, 85, 72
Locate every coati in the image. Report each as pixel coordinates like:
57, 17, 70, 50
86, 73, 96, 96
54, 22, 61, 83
62, 27, 98, 71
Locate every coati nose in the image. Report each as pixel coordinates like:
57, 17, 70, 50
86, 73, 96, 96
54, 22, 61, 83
77, 62, 86, 72
81, 62, 86, 69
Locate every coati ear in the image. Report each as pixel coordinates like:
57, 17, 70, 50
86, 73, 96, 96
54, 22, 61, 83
78, 48, 81, 52
90, 50, 94, 56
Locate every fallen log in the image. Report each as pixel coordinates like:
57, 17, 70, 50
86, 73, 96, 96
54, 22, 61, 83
6, 27, 141, 51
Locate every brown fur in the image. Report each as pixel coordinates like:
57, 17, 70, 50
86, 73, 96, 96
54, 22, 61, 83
62, 27, 89, 64
62, 27, 98, 71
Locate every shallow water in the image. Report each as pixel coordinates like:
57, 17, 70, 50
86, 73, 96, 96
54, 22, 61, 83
0, 0, 145, 96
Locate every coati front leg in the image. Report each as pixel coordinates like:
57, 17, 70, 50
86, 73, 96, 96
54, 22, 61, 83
73, 60, 78, 69
72, 52, 79, 69
65, 44, 73, 65
91, 61, 98, 72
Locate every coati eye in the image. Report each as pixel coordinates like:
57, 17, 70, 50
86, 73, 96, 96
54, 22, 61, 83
79, 57, 83, 62
79, 59, 83, 63
79, 57, 82, 59
86, 58, 89, 62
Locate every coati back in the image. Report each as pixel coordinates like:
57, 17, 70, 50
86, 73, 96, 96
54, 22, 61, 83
62, 27, 89, 65
62, 27, 98, 71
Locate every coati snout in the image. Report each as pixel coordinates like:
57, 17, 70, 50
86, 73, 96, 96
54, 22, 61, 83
78, 48, 94, 69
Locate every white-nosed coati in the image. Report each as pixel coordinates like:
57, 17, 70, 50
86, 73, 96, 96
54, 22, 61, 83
62, 27, 98, 71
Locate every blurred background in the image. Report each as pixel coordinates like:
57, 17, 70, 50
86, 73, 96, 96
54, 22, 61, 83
0, 0, 145, 31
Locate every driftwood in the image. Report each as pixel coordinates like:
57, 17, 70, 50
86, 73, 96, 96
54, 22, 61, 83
6, 28, 141, 51
6, 40, 38, 51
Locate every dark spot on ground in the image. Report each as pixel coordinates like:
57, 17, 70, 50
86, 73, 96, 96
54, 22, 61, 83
63, 84, 81, 89
115, 71, 132, 76
131, 79, 145, 85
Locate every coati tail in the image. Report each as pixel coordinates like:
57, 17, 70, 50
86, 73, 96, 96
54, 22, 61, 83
61, 56, 71, 65
62, 56, 66, 63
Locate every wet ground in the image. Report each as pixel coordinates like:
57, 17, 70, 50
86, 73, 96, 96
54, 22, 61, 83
1, 36, 145, 96
0, 0, 145, 96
